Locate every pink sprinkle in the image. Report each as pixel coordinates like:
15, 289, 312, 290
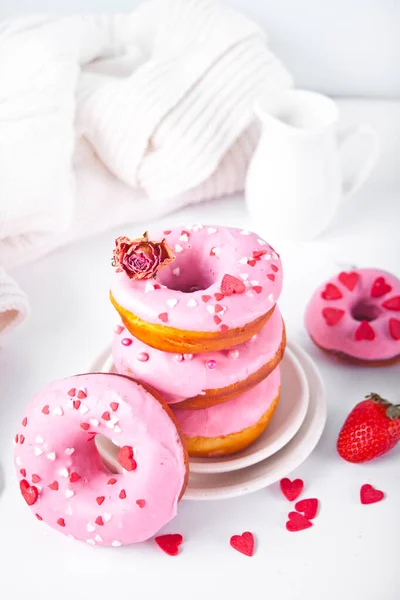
228, 349, 239, 359
114, 325, 124, 334
137, 352, 149, 362
174, 354, 184, 362
207, 360, 217, 369
183, 354, 193, 361
121, 338, 132, 346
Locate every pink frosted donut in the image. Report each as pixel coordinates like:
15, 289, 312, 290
110, 224, 282, 353
171, 368, 281, 457
112, 306, 285, 409
305, 268, 400, 364
15, 373, 188, 546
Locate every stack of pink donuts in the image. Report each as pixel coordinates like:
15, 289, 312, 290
110, 224, 286, 458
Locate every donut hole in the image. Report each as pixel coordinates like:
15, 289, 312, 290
157, 262, 215, 293
94, 435, 123, 474
351, 300, 381, 322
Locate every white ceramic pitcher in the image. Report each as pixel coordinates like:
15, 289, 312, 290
245, 90, 379, 240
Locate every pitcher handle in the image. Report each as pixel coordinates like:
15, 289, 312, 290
338, 124, 379, 199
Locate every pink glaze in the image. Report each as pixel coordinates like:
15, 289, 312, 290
305, 268, 400, 361
110, 225, 282, 333
172, 367, 280, 438
14, 374, 187, 546
112, 307, 284, 403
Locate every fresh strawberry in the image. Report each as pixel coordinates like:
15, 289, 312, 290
337, 393, 400, 463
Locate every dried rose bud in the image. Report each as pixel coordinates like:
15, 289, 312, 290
112, 232, 174, 280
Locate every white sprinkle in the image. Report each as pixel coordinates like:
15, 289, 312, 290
192, 224, 203, 231
167, 298, 178, 308
113, 426, 121, 433
79, 404, 89, 415
210, 247, 221, 256
250, 280, 259, 286
174, 354, 184, 362
67, 399, 74, 409
187, 298, 197, 308
65, 489, 74, 499
59, 468, 69, 478
34, 447, 43, 456
66, 505, 73, 515
245, 290, 254, 297
268, 293, 275, 303
172, 268, 180, 276
183, 354, 193, 361
112, 540, 122, 547
87, 539, 96, 546
272, 252, 279, 260
106, 416, 119, 430
208, 227, 217, 234
47, 452, 56, 461
53, 406, 63, 416
103, 513, 112, 522
174, 244, 183, 253
35, 435, 44, 444
87, 523, 96, 532
179, 233, 189, 242
144, 282, 155, 293
228, 348, 240, 359
94, 534, 103, 543
90, 419, 99, 427
244, 280, 251, 287
239, 273, 248, 280
240, 230, 250, 235
207, 305, 215, 314
239, 257, 248, 264
65, 447, 75, 456
15, 456, 21, 465
257, 238, 267, 245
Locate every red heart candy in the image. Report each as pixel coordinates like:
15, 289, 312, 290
96, 496, 105, 505
57, 518, 65, 527
48, 481, 59, 491
201, 295, 211, 303
108, 478, 117, 485
389, 318, 400, 340
31, 474, 41, 483
271, 264, 279, 273
214, 293, 225, 301
230, 531, 255, 557
80, 422, 90, 430
155, 534, 183, 556
67, 388, 76, 397
221, 274, 245, 296
73, 400, 81, 410
95, 516, 104, 526
136, 499, 146, 508
69, 472, 81, 483
321, 284, 343, 300
77, 390, 87, 399
110, 402, 119, 412
355, 320, 376, 341
370, 277, 392, 298
41, 405, 50, 415
22, 417, 27, 427
247, 259, 257, 267
220, 324, 229, 334
338, 271, 359, 291
382, 296, 400, 311
253, 286, 262, 294
119, 489, 127, 499
280, 477, 304, 501
20, 480, 39, 506
322, 307, 345, 326
214, 315, 222, 325
286, 511, 313, 532
360, 484, 384, 505
267, 274, 275, 281
158, 312, 168, 323
295, 498, 319, 520
102, 411, 111, 421
20, 469, 26, 478
117, 446, 137, 471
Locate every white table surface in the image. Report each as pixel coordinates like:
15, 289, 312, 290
1, 100, 400, 599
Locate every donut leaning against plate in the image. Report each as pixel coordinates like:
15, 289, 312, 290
109, 225, 282, 353
112, 305, 285, 409
305, 268, 400, 365
15, 373, 188, 546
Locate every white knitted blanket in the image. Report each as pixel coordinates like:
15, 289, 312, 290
0, 0, 291, 339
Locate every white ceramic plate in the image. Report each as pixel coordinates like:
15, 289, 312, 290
92, 346, 309, 474
183, 341, 327, 500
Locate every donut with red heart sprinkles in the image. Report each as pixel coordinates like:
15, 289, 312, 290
14, 373, 188, 546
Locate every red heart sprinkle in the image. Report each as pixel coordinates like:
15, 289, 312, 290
42, 405, 50, 415
221, 274, 245, 296
286, 511, 313, 532
154, 284, 161, 290
214, 304, 224, 313
163, 230, 171, 235
136, 499, 146, 508
214, 293, 225, 301
360, 484, 384, 505
48, 481, 59, 491
69, 472, 81, 483
73, 400, 81, 410
32, 474, 41, 483
158, 312, 168, 323
321, 283, 343, 300
19, 435, 25, 444
230, 532, 255, 557
338, 271, 359, 291
95, 516, 104, 526
102, 411, 111, 421
80, 423, 90, 430
67, 388, 76, 397
271, 264, 279, 273
253, 249, 267, 259
389, 318, 400, 340
15, 434, 19, 444
220, 324, 229, 334
247, 259, 257, 267
57, 518, 65, 527
322, 307, 345, 326
253, 286, 262, 294
214, 315, 222, 325
355, 320, 376, 341
280, 478, 304, 501
267, 274, 275, 281
119, 489, 127, 499
371, 276, 392, 298
110, 402, 119, 412
201, 295, 211, 303
155, 534, 183, 556
117, 446, 137, 471
77, 390, 87, 399
382, 296, 400, 311
20, 480, 39, 506
35, 514, 43, 521
22, 417, 27, 427
108, 478, 117, 485
96, 496, 105, 505
20, 469, 26, 477
295, 498, 319, 520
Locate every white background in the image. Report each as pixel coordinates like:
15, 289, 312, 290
1, 0, 399, 97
